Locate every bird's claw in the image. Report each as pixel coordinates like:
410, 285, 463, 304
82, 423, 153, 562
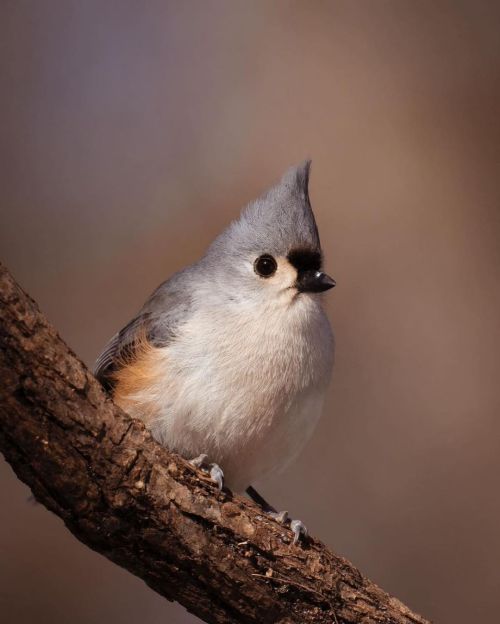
189, 453, 209, 469
209, 464, 224, 491
269, 510, 289, 524
189, 454, 225, 491
268, 510, 308, 544
290, 519, 308, 544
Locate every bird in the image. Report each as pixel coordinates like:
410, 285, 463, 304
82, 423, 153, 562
94, 160, 335, 543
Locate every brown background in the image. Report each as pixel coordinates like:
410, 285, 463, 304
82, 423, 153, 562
1, 2, 499, 623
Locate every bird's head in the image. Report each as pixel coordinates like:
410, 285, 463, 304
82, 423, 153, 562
203, 161, 335, 308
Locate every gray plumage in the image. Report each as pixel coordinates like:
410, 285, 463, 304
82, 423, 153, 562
207, 160, 320, 259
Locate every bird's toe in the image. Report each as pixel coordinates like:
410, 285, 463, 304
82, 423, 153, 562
189, 454, 225, 491
267, 509, 308, 544
209, 463, 224, 491
268, 510, 289, 524
189, 453, 209, 469
290, 519, 308, 544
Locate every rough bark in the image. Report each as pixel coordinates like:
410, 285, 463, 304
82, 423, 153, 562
0, 262, 430, 624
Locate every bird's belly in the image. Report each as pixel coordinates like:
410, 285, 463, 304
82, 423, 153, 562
115, 302, 333, 492
218, 389, 326, 492
149, 371, 326, 492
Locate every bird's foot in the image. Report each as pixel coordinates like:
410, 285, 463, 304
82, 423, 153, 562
268, 510, 308, 544
290, 518, 308, 544
268, 510, 289, 524
189, 453, 225, 491
246, 486, 308, 545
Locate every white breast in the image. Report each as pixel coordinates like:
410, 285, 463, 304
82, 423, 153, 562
141, 294, 334, 492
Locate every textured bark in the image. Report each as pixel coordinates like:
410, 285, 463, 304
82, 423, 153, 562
0, 262, 430, 624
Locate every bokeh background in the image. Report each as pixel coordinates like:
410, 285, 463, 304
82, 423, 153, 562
1, 2, 500, 623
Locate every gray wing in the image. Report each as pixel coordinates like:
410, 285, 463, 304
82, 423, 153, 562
93, 270, 194, 390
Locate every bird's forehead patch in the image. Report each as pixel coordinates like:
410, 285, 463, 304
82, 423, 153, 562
287, 248, 322, 272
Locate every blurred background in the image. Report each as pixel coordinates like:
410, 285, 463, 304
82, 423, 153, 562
1, 1, 499, 623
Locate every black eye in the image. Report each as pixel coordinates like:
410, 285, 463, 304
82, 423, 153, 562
254, 254, 277, 278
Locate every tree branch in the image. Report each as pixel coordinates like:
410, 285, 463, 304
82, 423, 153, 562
0, 262, 430, 624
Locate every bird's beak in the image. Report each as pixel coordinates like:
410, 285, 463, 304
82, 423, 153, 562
296, 270, 336, 293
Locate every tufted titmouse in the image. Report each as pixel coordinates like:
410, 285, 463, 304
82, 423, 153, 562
94, 161, 335, 542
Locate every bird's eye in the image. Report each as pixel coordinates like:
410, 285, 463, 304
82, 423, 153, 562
254, 254, 277, 278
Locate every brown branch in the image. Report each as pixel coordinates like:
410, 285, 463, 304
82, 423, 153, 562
0, 262, 430, 624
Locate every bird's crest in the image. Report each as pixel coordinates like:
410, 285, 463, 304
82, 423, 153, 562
208, 160, 321, 259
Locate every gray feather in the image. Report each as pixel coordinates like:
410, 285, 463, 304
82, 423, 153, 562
94, 267, 195, 388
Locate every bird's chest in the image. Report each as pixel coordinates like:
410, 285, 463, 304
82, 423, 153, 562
168, 299, 333, 431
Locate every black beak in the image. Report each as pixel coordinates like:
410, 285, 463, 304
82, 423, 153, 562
296, 270, 336, 293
